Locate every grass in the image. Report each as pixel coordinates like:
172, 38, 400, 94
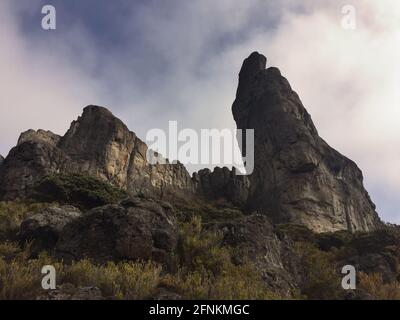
1, 199, 400, 300
0, 201, 51, 241
358, 272, 400, 300
162, 216, 278, 299
0, 242, 161, 300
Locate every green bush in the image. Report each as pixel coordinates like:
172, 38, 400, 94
349, 227, 400, 255
174, 200, 244, 224
31, 173, 127, 210
276, 223, 317, 244
317, 230, 353, 251
176, 216, 231, 275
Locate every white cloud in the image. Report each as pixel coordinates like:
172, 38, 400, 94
0, 1, 102, 156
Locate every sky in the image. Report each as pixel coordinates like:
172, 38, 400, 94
0, 0, 398, 222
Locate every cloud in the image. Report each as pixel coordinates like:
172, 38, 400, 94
0, 0, 398, 222
0, 0, 103, 157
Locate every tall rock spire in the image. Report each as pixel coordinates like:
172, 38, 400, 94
232, 52, 381, 232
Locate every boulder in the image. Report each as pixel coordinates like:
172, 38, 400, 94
56, 197, 178, 267
18, 205, 82, 256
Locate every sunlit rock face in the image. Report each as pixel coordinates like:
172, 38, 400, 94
232, 52, 381, 232
0, 106, 195, 201
58, 105, 195, 198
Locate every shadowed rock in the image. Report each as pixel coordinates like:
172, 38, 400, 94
215, 214, 300, 296
56, 197, 178, 267
18, 205, 82, 256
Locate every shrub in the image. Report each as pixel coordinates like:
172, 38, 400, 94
295, 242, 342, 299
0, 241, 20, 261
349, 227, 400, 255
0, 201, 50, 240
168, 217, 277, 299
31, 173, 127, 210
61, 259, 161, 299
317, 230, 353, 251
0, 241, 162, 300
174, 200, 244, 224
358, 272, 400, 300
161, 265, 278, 300
176, 216, 231, 275
0, 257, 40, 299
276, 223, 317, 244
0, 246, 60, 300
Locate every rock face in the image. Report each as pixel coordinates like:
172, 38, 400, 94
194, 167, 250, 206
0, 131, 66, 199
59, 106, 195, 199
56, 197, 178, 267
232, 52, 381, 232
18, 129, 61, 146
216, 214, 300, 296
18, 205, 82, 256
0, 155, 4, 166
0, 106, 195, 201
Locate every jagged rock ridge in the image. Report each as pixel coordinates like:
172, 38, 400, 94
0, 106, 195, 201
0, 52, 382, 233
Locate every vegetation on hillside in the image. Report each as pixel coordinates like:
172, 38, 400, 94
0, 216, 276, 300
0, 178, 400, 300
30, 173, 127, 210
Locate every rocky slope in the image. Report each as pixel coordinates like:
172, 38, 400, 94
0, 52, 382, 234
